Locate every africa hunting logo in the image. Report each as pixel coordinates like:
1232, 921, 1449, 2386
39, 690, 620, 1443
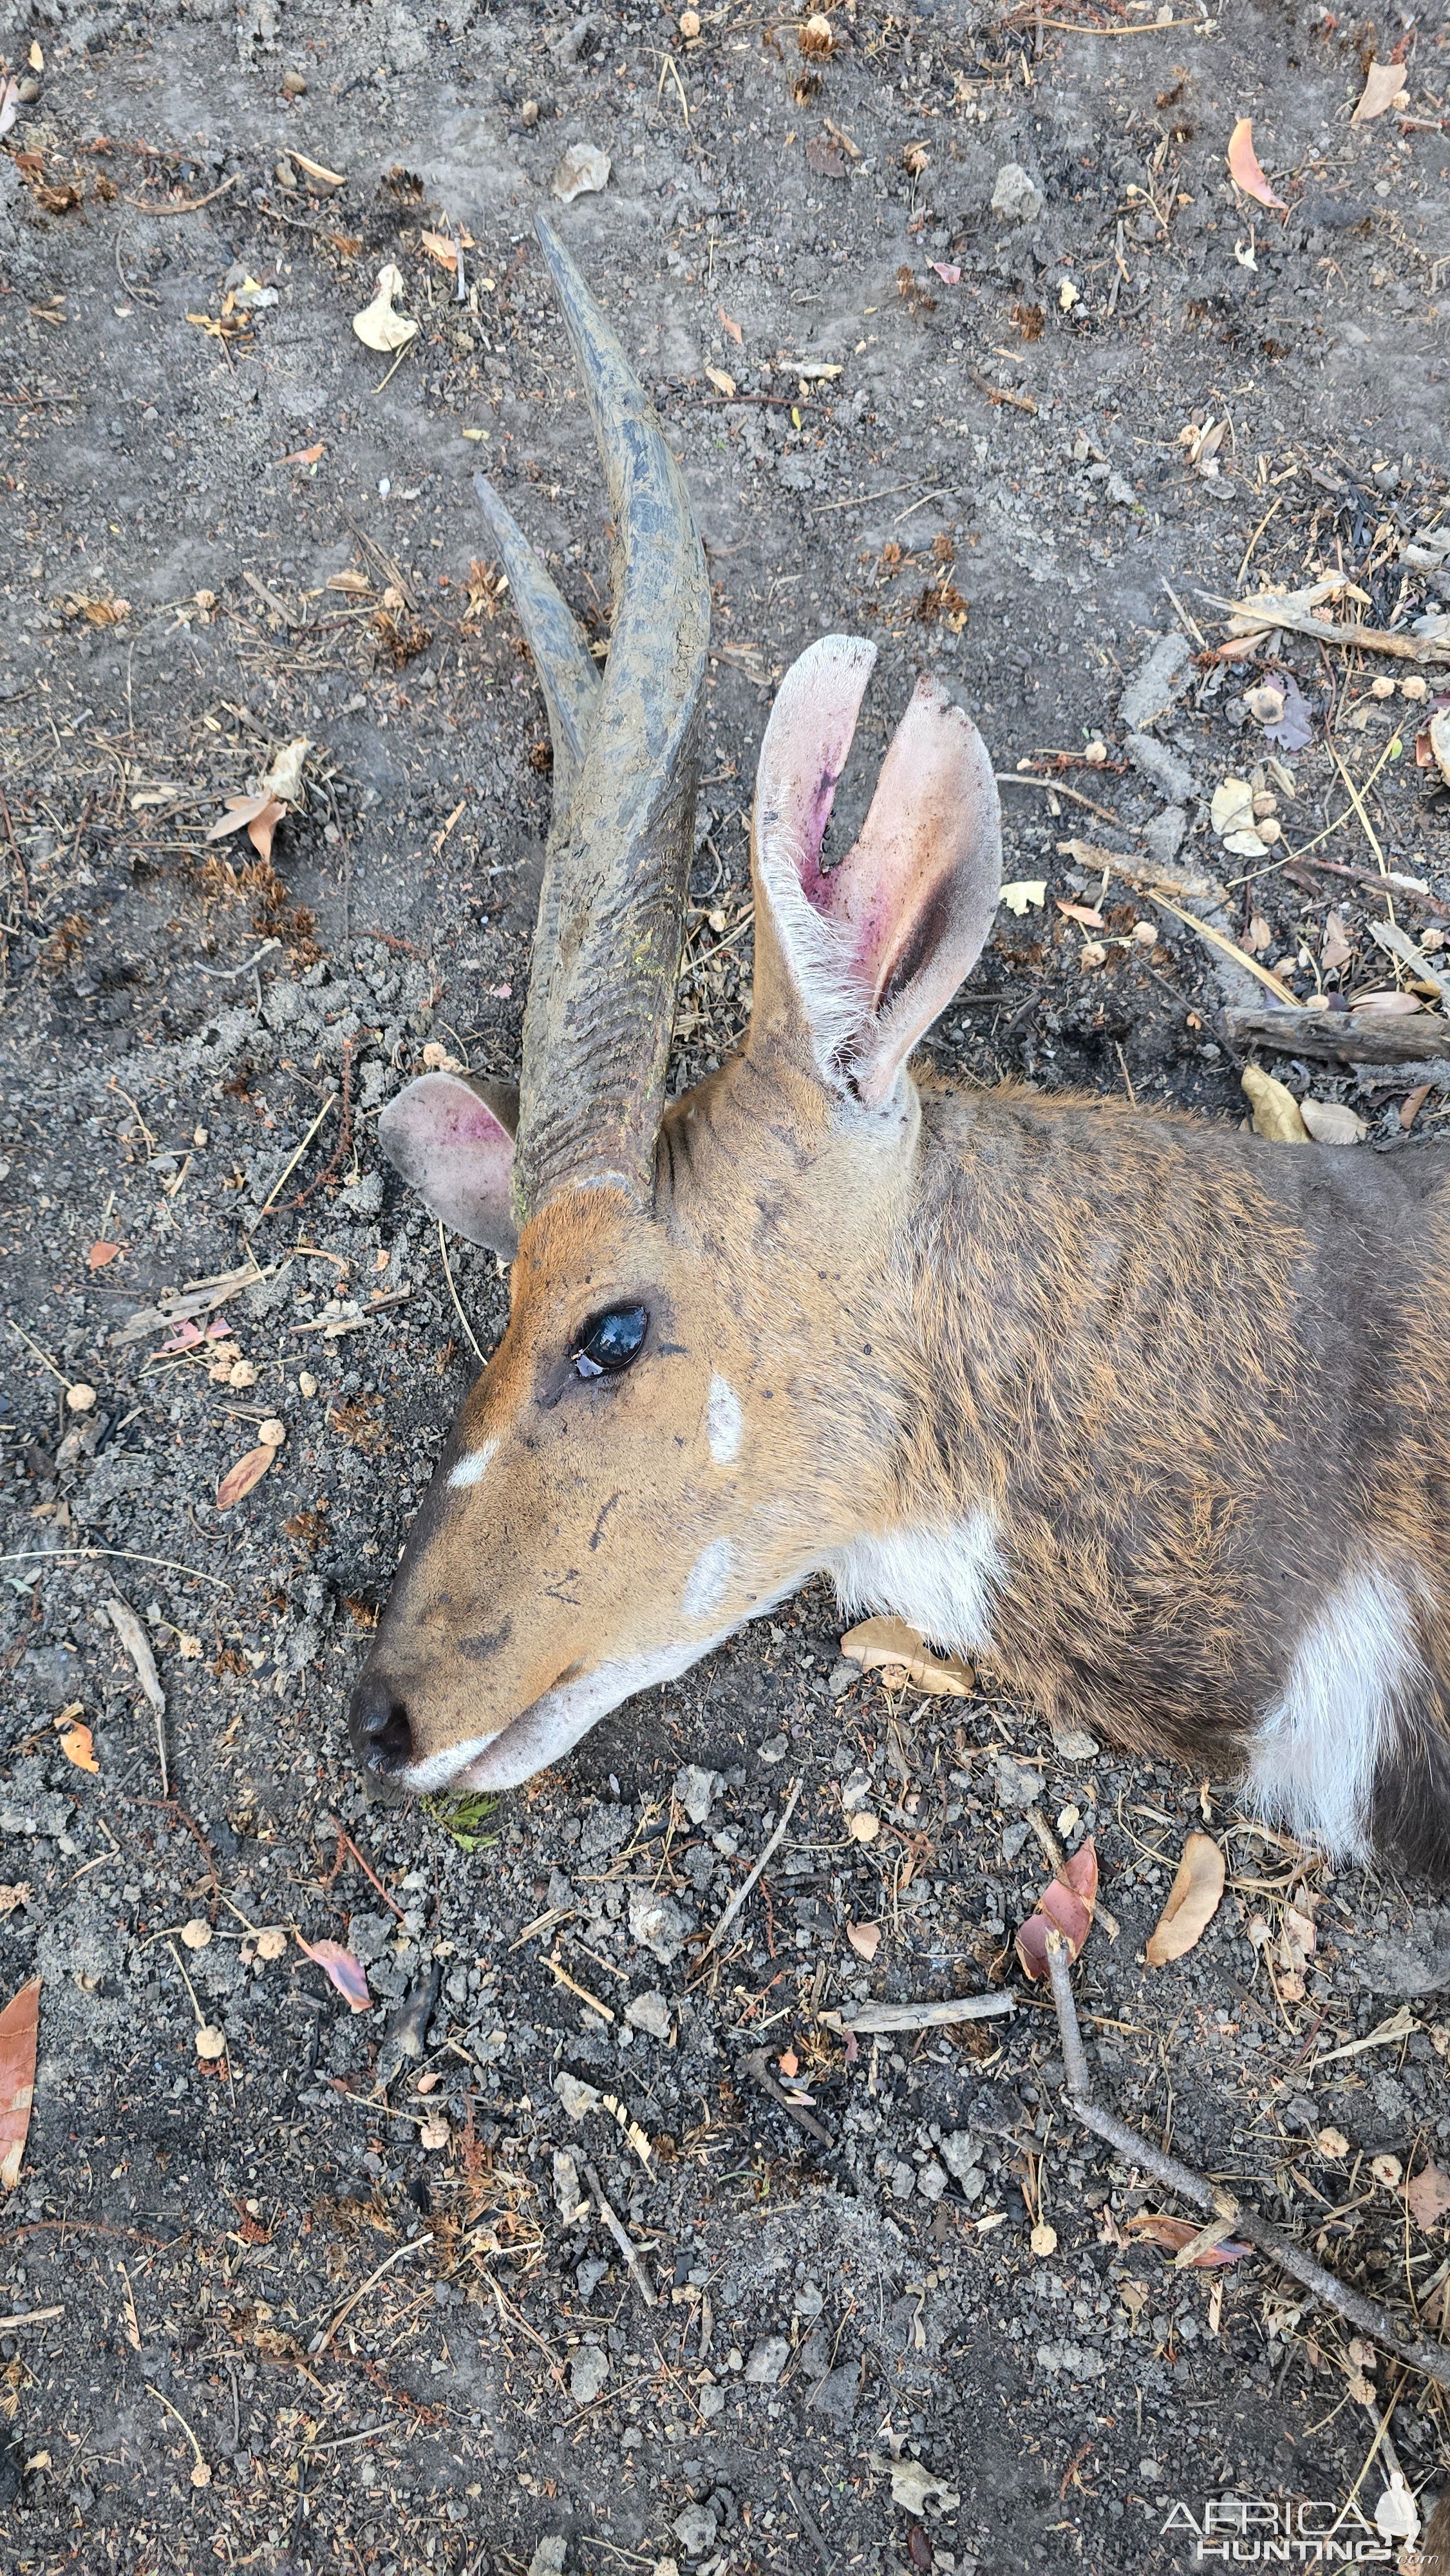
1162, 2496, 1397, 2564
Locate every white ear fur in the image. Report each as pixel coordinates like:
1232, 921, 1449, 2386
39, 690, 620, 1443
377, 1072, 518, 1254
752, 636, 1002, 1106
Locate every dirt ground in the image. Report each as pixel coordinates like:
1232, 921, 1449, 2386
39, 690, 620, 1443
3, 1, 1450, 2570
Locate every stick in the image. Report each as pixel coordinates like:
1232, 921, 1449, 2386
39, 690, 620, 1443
1198, 591, 1450, 668
583, 2164, 657, 2307
437, 1219, 486, 1363
105, 1595, 168, 1797
547, 1952, 614, 2025
994, 773, 1137, 831
0, 2307, 63, 2332
704, 1775, 802, 1952
1279, 851, 1450, 919
1221, 1006, 1450, 1066
825, 1993, 1017, 2037
310, 2234, 433, 2356
1042, 1932, 1450, 2387
122, 171, 243, 216
742, 2045, 833, 2146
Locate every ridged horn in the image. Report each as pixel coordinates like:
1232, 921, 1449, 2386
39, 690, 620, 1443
507, 211, 709, 1222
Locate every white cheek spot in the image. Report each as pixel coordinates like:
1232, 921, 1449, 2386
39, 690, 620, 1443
707, 1372, 744, 1468
448, 1438, 498, 1491
683, 1536, 735, 1622
1247, 1564, 1420, 1862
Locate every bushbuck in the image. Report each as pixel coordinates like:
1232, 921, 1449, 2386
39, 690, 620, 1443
350, 216, 1450, 1881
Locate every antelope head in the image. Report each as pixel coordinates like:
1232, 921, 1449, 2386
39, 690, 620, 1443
348, 218, 1002, 1797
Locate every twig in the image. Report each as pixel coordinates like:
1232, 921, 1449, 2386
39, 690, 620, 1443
106, 1595, 167, 1797
1326, 740, 1388, 874
705, 1775, 802, 1952
0, 2306, 63, 2332
742, 2045, 833, 2146
1042, 1931, 1450, 2387
784, 2467, 835, 2572
973, 370, 1037, 416
336, 1828, 407, 1922
0, 1546, 231, 1589
249, 1090, 337, 1224
437, 1220, 486, 1364
547, 1952, 614, 2025
1147, 890, 1300, 1005
310, 2235, 433, 2356
994, 772, 1138, 831
1279, 851, 1450, 920
272, 1041, 355, 1217
583, 2164, 657, 2307
146, 2383, 208, 2480
123, 171, 243, 215
1221, 1006, 1450, 1068
135, 1797, 221, 1897
825, 1993, 1017, 2037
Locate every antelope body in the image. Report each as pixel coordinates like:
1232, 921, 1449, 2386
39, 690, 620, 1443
351, 220, 1450, 1884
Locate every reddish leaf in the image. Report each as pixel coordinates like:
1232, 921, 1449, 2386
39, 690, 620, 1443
88, 1240, 122, 1271
928, 261, 961, 285
294, 1935, 372, 2013
206, 792, 287, 861
0, 1978, 41, 2190
718, 303, 743, 345
1015, 1839, 1098, 1982
1227, 118, 1287, 212
57, 1719, 99, 1774
216, 1443, 275, 1511
1406, 2161, 1450, 2230
1127, 2211, 1251, 2267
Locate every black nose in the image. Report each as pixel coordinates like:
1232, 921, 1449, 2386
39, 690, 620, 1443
348, 1674, 413, 1773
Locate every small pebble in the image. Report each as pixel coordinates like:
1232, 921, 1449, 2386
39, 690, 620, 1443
298, 1371, 318, 1397
180, 1918, 212, 1951
520, 97, 539, 128
282, 67, 306, 95
195, 2026, 227, 2061
66, 1383, 97, 1412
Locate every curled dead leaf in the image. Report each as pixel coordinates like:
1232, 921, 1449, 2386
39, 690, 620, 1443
840, 1616, 974, 1697
847, 1920, 881, 1962
419, 229, 458, 272
1405, 2161, 1450, 2229
216, 1444, 275, 1511
205, 791, 287, 863
260, 737, 312, 806
1015, 1839, 1098, 1982
1227, 118, 1287, 212
0, 1978, 41, 2190
1299, 1098, 1366, 1146
704, 365, 737, 397
352, 263, 417, 353
1127, 2211, 1250, 2267
294, 1933, 372, 2012
1242, 1063, 1308, 1144
1351, 62, 1411, 124
1427, 708, 1450, 791
292, 151, 347, 189
1145, 1832, 1225, 1965
57, 1718, 99, 1774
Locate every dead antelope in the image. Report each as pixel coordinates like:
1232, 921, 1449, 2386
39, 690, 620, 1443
351, 216, 1450, 1883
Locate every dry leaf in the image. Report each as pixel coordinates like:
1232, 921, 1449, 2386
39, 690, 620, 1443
57, 1718, 99, 1774
840, 1616, 974, 1697
326, 568, 372, 596
1227, 118, 1287, 211
292, 151, 347, 188
1210, 776, 1256, 838
216, 1444, 276, 1511
847, 1920, 881, 1962
1127, 2211, 1250, 2266
1321, 909, 1353, 975
88, 1240, 121, 1270
260, 736, 312, 805
1145, 1832, 1225, 1965
889, 2461, 961, 2517
0, 77, 21, 138
105, 1595, 165, 1718
551, 142, 610, 205
999, 880, 1046, 916
352, 263, 417, 353
1242, 1063, 1308, 1143
0, 1887, 32, 1918
1405, 2162, 1450, 2229
294, 1934, 372, 2012
1299, 1098, 1366, 1145
1015, 1840, 1098, 1982
1352, 61, 1411, 124
704, 366, 737, 397
1428, 708, 1450, 791
205, 790, 287, 862
419, 229, 458, 272
1372, 2153, 1404, 2189
1057, 898, 1106, 929
0, 1980, 41, 2190
719, 305, 743, 345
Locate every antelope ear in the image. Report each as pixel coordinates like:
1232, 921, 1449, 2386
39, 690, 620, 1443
377, 1072, 519, 1255
751, 636, 1002, 1108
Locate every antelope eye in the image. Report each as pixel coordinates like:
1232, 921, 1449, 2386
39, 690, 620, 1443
573, 1305, 648, 1379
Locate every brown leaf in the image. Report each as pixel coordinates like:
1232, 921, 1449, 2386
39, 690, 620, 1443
1406, 2162, 1450, 2229
88, 1240, 121, 1270
1126, 2211, 1250, 2267
718, 304, 743, 345
1351, 61, 1411, 124
292, 151, 348, 189
206, 791, 281, 853
1227, 118, 1287, 211
216, 1443, 276, 1511
294, 1935, 371, 2012
419, 229, 458, 272
1015, 1840, 1098, 1982
846, 1920, 881, 1962
840, 1616, 974, 1697
57, 1718, 99, 1774
704, 365, 737, 398
1145, 1832, 1225, 1965
1242, 1062, 1308, 1143
0, 1979, 41, 2190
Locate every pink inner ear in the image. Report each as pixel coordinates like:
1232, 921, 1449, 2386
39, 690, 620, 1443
377, 1072, 517, 1255
755, 632, 878, 903
827, 675, 988, 1009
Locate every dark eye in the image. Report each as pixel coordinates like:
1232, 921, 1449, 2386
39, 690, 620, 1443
573, 1305, 648, 1379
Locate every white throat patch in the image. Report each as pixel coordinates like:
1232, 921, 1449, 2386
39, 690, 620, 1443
827, 1510, 1003, 1657
448, 1439, 498, 1490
